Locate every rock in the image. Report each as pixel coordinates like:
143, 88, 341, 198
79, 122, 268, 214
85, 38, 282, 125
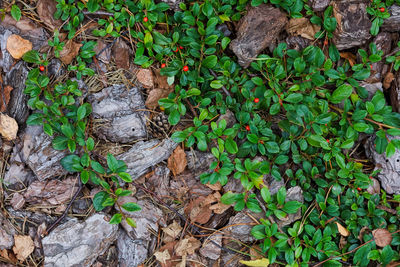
217, 109, 236, 129
229, 4, 287, 68
367, 32, 392, 83
117, 139, 177, 180
0, 114, 18, 140
42, 213, 118, 267
88, 85, 148, 143
5, 61, 29, 125
360, 82, 383, 101
311, 0, 330, 11
0, 30, 15, 72
10, 193, 25, 210
226, 211, 263, 242
277, 186, 304, 227
286, 36, 311, 51
365, 136, 400, 194
26, 129, 69, 181
332, 0, 371, 50
117, 197, 165, 240
217, 24, 232, 37
136, 69, 154, 88
116, 230, 148, 267
382, 5, 400, 32
6, 34, 32, 59
199, 234, 222, 260
0, 213, 16, 249
47, 59, 65, 77
23, 177, 79, 206
367, 178, 381, 195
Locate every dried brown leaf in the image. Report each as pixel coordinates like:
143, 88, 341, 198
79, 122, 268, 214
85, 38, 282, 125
383, 72, 395, 90
12, 235, 34, 261
113, 39, 130, 70
94, 41, 111, 64
154, 250, 171, 265
358, 226, 369, 242
145, 88, 171, 109
367, 178, 380, 195
185, 197, 212, 224
167, 146, 187, 176
373, 228, 392, 247
174, 237, 201, 256
339, 52, 356, 67
136, 69, 154, 88
37, 0, 62, 30
286, 18, 320, 40
154, 69, 174, 90
0, 114, 18, 141
6, 35, 32, 59
0, 86, 14, 112
339, 236, 347, 249
60, 40, 82, 65
336, 222, 349, 237
162, 220, 182, 242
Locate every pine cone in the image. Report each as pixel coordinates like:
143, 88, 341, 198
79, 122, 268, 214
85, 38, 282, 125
148, 112, 171, 138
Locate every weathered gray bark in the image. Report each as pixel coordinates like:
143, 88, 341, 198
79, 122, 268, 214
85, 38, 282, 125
229, 4, 288, 68
366, 32, 392, 83
332, 0, 371, 50
382, 5, 400, 32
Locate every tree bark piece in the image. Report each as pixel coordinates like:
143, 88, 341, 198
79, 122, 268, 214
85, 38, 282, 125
382, 5, 400, 32
116, 138, 177, 180
229, 4, 288, 68
311, 0, 331, 11
88, 85, 148, 143
332, 0, 371, 50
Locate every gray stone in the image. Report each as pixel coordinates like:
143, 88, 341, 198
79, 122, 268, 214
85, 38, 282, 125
332, 0, 371, 50
117, 230, 148, 267
367, 32, 392, 83
226, 211, 263, 243
365, 136, 400, 194
117, 139, 177, 180
42, 213, 118, 267
382, 5, 400, 32
311, 0, 330, 11
160, 0, 182, 11
186, 150, 214, 177
229, 4, 287, 68
0, 29, 14, 72
88, 85, 148, 143
360, 82, 383, 100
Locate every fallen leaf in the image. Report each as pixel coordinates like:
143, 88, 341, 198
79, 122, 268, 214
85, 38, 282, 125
59, 40, 82, 64
383, 72, 395, 89
249, 245, 263, 260
367, 178, 380, 195
12, 235, 34, 261
205, 182, 222, 191
168, 146, 187, 176
373, 228, 392, 247
358, 226, 369, 242
286, 18, 320, 40
336, 222, 349, 237
0, 85, 14, 112
339, 235, 347, 249
154, 69, 174, 90
174, 237, 201, 256
113, 39, 130, 70
94, 41, 111, 64
154, 250, 171, 265
162, 220, 182, 242
37, 0, 62, 30
340, 52, 356, 67
136, 69, 154, 88
240, 258, 270, 267
0, 114, 18, 141
184, 196, 212, 224
6, 35, 32, 59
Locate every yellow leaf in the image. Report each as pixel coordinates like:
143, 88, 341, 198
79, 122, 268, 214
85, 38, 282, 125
219, 14, 230, 22
240, 258, 270, 267
336, 222, 349, 237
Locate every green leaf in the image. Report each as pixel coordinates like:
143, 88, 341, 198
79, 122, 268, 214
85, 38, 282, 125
11, 5, 21, 21
284, 93, 303, 103
126, 217, 137, 227
221, 191, 237, 205
283, 201, 302, 214
52, 136, 68, 150
60, 154, 82, 172
221, 37, 230, 50
80, 170, 89, 184
277, 187, 286, 206
122, 202, 142, 212
107, 153, 119, 173
331, 84, 353, 104
22, 50, 41, 64
93, 191, 108, 211
91, 160, 105, 174
225, 138, 238, 154
353, 68, 370, 80
118, 172, 133, 183
77, 105, 86, 121
251, 225, 266, 240
353, 122, 369, 132
261, 187, 271, 203
168, 109, 180, 125
109, 213, 123, 224
86, 137, 95, 151
171, 131, 187, 143
202, 55, 218, 68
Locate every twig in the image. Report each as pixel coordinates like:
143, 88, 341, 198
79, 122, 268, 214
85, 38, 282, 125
209, 69, 231, 97
83, 11, 114, 16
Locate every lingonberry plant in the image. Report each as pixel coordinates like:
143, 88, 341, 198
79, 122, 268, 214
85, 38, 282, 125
16, 0, 400, 265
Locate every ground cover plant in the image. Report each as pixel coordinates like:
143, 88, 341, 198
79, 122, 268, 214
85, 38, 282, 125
4, 0, 400, 266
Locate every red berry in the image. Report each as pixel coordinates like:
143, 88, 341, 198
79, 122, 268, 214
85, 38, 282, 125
357, 187, 361, 191
179, 46, 183, 49
254, 98, 260, 103
174, 47, 179, 52
39, 66, 45, 72
370, 64, 373, 70
379, 7, 385, 12
161, 63, 166, 68
369, 176, 373, 179
326, 139, 330, 143
143, 17, 148, 22
245, 125, 250, 131
183, 65, 189, 72
323, 40, 328, 46
325, 124, 328, 126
